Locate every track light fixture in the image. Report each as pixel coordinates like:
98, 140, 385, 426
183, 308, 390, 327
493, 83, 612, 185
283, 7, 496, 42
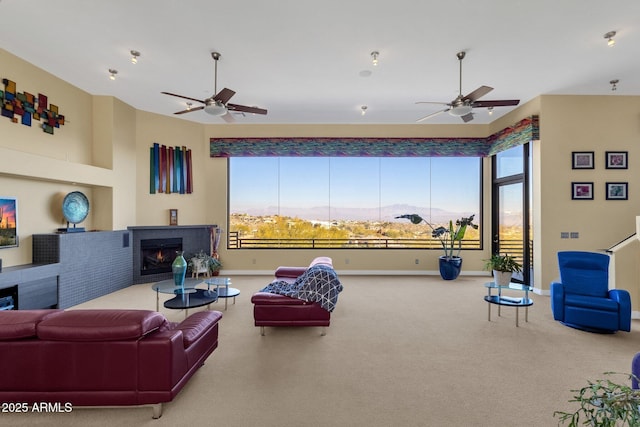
610, 79, 619, 91
371, 51, 379, 66
130, 50, 141, 64
487, 107, 494, 116
186, 102, 192, 110
108, 69, 118, 80
604, 31, 616, 47
361, 105, 368, 116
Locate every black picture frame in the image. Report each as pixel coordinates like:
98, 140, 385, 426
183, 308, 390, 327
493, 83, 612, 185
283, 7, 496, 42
605, 151, 628, 169
0, 197, 18, 248
572, 182, 593, 200
572, 151, 594, 169
606, 182, 628, 200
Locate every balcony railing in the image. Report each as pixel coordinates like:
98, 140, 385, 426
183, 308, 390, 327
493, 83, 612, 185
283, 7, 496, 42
229, 231, 527, 260
228, 231, 483, 250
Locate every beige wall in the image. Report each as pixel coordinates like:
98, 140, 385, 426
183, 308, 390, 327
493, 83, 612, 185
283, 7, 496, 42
3, 47, 640, 299
0, 49, 132, 264
535, 95, 640, 292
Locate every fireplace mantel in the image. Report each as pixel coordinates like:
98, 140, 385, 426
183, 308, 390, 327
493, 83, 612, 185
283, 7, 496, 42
128, 225, 217, 231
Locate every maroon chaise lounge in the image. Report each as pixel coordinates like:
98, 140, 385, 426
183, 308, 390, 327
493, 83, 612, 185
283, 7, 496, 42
251, 257, 336, 336
0, 308, 222, 418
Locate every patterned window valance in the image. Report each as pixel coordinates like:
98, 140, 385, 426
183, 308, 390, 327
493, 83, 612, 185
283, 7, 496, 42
210, 115, 538, 157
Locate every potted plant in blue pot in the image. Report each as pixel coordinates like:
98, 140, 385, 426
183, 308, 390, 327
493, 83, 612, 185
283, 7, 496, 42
396, 214, 478, 280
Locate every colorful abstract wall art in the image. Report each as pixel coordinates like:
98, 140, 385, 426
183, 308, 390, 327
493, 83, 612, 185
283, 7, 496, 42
1, 78, 66, 134
149, 143, 193, 194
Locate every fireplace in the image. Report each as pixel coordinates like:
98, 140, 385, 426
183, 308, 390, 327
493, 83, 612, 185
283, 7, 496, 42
129, 225, 216, 284
0, 285, 18, 310
140, 238, 182, 276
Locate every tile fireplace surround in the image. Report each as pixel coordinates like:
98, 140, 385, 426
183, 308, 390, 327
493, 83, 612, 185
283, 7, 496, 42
128, 225, 217, 284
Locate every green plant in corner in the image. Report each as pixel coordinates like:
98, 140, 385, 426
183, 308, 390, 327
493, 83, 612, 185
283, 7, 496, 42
395, 214, 478, 259
483, 253, 522, 273
187, 250, 222, 276
554, 372, 640, 426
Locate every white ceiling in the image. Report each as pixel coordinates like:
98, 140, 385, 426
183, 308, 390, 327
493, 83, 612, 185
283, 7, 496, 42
1, 0, 639, 125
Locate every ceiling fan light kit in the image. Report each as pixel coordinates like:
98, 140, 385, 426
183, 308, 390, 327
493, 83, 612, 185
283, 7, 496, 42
449, 104, 473, 117
204, 102, 228, 116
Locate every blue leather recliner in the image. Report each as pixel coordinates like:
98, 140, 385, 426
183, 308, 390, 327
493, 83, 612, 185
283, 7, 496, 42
550, 251, 631, 333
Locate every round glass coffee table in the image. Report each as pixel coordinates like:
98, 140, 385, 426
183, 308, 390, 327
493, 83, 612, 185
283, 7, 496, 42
151, 278, 218, 316
205, 277, 239, 310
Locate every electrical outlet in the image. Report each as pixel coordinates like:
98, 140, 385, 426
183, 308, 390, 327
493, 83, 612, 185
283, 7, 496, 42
345, 258, 350, 265
561, 232, 569, 239
252, 258, 256, 264
570, 232, 579, 239
415, 259, 419, 264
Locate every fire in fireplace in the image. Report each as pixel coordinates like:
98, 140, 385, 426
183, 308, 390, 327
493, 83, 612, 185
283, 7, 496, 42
140, 238, 183, 275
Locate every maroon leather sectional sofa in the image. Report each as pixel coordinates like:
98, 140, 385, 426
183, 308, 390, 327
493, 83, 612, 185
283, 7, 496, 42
0, 308, 222, 418
251, 257, 334, 335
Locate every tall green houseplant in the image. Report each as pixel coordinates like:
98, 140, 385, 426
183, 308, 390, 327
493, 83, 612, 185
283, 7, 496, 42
396, 213, 478, 280
396, 214, 478, 259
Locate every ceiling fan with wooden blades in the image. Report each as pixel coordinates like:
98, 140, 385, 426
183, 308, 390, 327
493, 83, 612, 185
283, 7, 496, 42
415, 51, 519, 123
162, 52, 267, 123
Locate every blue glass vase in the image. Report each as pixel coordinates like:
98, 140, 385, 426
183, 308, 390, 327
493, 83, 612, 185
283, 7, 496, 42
172, 251, 187, 289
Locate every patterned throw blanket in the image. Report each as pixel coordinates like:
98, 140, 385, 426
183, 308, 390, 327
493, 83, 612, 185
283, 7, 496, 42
260, 264, 343, 312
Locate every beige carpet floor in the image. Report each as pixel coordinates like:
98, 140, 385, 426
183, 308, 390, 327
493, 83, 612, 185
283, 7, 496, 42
5, 274, 640, 427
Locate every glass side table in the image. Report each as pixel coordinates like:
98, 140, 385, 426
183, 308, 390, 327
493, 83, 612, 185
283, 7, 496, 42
205, 277, 240, 310
484, 282, 533, 327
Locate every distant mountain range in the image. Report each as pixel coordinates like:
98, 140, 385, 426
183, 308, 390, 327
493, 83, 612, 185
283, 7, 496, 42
233, 204, 478, 223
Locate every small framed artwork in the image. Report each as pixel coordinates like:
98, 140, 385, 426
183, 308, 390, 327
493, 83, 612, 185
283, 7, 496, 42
572, 182, 594, 200
605, 151, 628, 169
169, 209, 178, 226
0, 197, 18, 248
572, 151, 594, 169
606, 182, 628, 200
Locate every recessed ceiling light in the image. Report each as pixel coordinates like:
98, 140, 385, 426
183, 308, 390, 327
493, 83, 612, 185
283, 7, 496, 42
130, 50, 141, 64
604, 30, 616, 47
371, 51, 379, 66
610, 79, 619, 91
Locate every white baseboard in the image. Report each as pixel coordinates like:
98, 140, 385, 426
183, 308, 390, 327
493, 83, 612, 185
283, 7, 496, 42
222, 269, 491, 277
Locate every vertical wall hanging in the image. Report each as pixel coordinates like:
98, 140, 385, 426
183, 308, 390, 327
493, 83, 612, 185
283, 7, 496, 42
149, 143, 193, 194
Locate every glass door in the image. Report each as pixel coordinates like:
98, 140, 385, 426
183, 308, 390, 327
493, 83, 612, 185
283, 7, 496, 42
492, 144, 532, 285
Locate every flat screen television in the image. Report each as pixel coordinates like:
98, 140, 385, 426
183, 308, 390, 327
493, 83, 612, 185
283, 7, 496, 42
0, 197, 18, 249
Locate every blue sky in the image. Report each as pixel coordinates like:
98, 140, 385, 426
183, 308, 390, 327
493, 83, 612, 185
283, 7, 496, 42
230, 157, 480, 218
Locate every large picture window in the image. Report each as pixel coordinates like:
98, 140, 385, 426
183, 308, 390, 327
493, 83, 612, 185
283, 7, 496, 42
229, 157, 481, 249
